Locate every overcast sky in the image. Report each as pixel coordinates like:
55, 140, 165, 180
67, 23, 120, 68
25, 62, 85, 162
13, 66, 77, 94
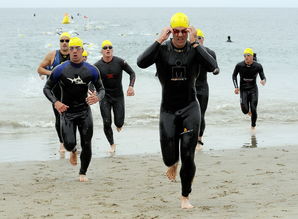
1, 0, 298, 8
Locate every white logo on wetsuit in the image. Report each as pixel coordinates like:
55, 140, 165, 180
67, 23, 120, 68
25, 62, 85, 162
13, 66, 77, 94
67, 76, 86, 84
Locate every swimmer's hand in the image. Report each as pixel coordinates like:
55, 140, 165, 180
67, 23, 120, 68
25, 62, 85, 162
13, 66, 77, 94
260, 80, 266, 86
156, 27, 172, 44
234, 88, 240, 94
54, 101, 69, 113
86, 90, 99, 105
187, 26, 197, 44
127, 86, 135, 96
213, 68, 220, 75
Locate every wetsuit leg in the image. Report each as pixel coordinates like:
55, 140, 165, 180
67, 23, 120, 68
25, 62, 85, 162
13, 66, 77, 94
159, 109, 180, 167
113, 96, 125, 129
178, 102, 200, 197
100, 98, 114, 145
60, 112, 77, 151
250, 87, 259, 127
77, 108, 93, 175
52, 105, 63, 143
196, 84, 209, 137
240, 90, 249, 114
52, 84, 63, 143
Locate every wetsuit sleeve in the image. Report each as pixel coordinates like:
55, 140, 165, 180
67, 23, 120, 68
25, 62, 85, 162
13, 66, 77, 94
207, 48, 216, 60
122, 60, 136, 87
232, 64, 239, 88
194, 45, 219, 73
205, 48, 217, 73
137, 41, 161, 68
91, 67, 105, 101
258, 64, 266, 81
43, 66, 63, 103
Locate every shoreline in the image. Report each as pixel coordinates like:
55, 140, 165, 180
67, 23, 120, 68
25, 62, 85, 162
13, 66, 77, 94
1, 145, 298, 218
0, 123, 297, 163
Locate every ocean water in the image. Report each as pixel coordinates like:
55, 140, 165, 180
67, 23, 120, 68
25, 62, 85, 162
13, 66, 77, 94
0, 8, 297, 162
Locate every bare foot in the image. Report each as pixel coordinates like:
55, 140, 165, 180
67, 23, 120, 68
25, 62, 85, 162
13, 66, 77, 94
70, 151, 77, 166
166, 163, 178, 181
59, 151, 65, 159
59, 143, 65, 158
251, 126, 256, 135
181, 196, 194, 209
196, 139, 203, 151
196, 145, 203, 151
59, 143, 66, 153
109, 144, 116, 153
247, 112, 252, 117
79, 175, 88, 182
116, 127, 122, 132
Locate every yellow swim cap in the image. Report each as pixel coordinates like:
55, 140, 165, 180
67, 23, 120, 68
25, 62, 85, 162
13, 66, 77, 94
69, 37, 83, 47
196, 29, 205, 38
60, 32, 71, 39
170, 12, 189, 28
82, 50, 88, 57
243, 48, 254, 56
101, 40, 112, 48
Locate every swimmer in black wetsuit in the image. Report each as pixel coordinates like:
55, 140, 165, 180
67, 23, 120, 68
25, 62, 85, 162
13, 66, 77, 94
137, 12, 218, 209
232, 48, 266, 130
43, 37, 105, 182
195, 29, 218, 151
37, 32, 70, 155
94, 40, 136, 153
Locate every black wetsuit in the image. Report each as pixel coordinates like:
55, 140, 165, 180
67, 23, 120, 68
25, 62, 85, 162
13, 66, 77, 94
47, 50, 70, 143
232, 61, 266, 127
195, 47, 217, 138
94, 56, 136, 145
44, 60, 105, 175
137, 40, 218, 197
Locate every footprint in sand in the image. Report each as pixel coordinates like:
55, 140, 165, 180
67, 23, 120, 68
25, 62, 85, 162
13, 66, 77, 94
276, 163, 285, 166
199, 206, 212, 211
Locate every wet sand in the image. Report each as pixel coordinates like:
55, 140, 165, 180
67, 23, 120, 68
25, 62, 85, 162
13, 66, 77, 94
1, 146, 298, 218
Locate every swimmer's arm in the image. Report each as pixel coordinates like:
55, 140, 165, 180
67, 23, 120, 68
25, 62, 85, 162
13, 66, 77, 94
122, 60, 136, 87
194, 45, 219, 74
206, 48, 219, 75
258, 65, 266, 85
156, 27, 172, 44
92, 69, 105, 101
43, 67, 63, 103
232, 65, 239, 91
206, 48, 217, 61
37, 51, 55, 76
43, 76, 58, 104
137, 41, 161, 68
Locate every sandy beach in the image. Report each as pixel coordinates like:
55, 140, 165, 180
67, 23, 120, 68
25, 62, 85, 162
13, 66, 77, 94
1, 145, 298, 219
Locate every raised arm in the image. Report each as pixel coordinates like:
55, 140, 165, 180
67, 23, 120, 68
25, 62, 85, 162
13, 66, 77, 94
194, 45, 219, 74
137, 41, 161, 69
137, 27, 171, 69
205, 48, 218, 74
187, 26, 219, 74
37, 51, 55, 76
